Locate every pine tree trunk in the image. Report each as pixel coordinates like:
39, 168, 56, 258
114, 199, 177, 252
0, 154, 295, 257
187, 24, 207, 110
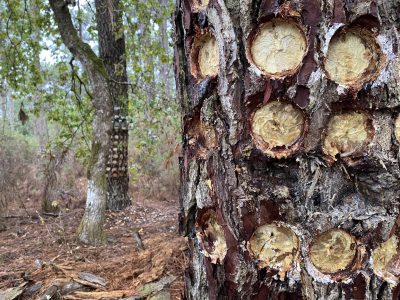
96, 0, 131, 211
174, 0, 400, 299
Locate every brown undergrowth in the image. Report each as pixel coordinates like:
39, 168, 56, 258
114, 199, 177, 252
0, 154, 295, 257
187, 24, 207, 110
0, 193, 186, 299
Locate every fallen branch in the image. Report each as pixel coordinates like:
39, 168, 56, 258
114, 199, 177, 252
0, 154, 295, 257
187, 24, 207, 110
132, 230, 145, 251
64, 290, 130, 299
0, 282, 27, 300
42, 212, 60, 218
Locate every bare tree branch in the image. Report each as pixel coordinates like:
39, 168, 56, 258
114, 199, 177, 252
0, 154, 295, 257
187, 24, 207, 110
48, 0, 107, 80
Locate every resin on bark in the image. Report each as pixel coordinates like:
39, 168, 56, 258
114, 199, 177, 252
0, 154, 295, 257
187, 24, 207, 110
372, 235, 399, 284
189, 0, 209, 12
395, 114, 400, 143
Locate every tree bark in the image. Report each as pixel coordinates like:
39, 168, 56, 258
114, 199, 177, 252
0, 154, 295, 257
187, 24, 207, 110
1, 92, 6, 134
175, 0, 400, 299
49, 0, 113, 244
95, 0, 131, 210
42, 150, 66, 213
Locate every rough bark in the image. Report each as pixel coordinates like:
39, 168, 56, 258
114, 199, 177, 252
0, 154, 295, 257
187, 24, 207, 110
1, 92, 14, 133
1, 93, 6, 133
7, 95, 14, 131
95, 0, 131, 210
175, 0, 400, 299
49, 0, 113, 244
42, 151, 64, 213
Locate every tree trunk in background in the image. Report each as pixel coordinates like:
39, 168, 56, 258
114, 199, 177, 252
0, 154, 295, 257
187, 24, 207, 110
31, 0, 59, 214
7, 95, 14, 131
42, 150, 65, 213
1, 92, 6, 133
160, 0, 172, 97
49, 0, 113, 244
0, 92, 14, 133
175, 0, 400, 299
96, 0, 131, 210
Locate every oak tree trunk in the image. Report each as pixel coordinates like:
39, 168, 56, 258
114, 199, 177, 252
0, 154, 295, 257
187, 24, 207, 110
96, 0, 131, 210
174, 0, 400, 299
50, 0, 113, 244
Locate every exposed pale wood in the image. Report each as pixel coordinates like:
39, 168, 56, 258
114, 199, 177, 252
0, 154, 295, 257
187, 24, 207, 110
68, 290, 129, 299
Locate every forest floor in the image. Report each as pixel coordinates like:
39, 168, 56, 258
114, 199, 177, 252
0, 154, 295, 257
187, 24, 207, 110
0, 191, 186, 300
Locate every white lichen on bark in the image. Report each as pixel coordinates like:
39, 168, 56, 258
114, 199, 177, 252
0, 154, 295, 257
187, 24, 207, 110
78, 179, 106, 244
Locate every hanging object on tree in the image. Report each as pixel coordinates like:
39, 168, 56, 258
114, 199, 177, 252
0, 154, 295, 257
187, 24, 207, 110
18, 103, 28, 125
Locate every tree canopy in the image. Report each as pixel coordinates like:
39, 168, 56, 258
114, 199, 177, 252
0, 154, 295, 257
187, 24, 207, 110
0, 0, 177, 168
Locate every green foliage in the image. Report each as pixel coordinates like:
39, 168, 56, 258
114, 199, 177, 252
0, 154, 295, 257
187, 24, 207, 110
0, 0, 179, 195
0, 0, 55, 91
0, 129, 38, 215
39, 60, 93, 163
122, 0, 179, 184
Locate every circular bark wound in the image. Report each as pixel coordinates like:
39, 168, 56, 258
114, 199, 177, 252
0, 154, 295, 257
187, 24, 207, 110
249, 19, 307, 77
249, 224, 299, 275
325, 29, 384, 86
395, 114, 400, 143
372, 235, 399, 281
251, 101, 305, 158
191, 33, 219, 79
323, 111, 373, 158
190, 0, 209, 12
187, 115, 217, 159
196, 211, 227, 264
310, 229, 357, 274
202, 123, 217, 150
